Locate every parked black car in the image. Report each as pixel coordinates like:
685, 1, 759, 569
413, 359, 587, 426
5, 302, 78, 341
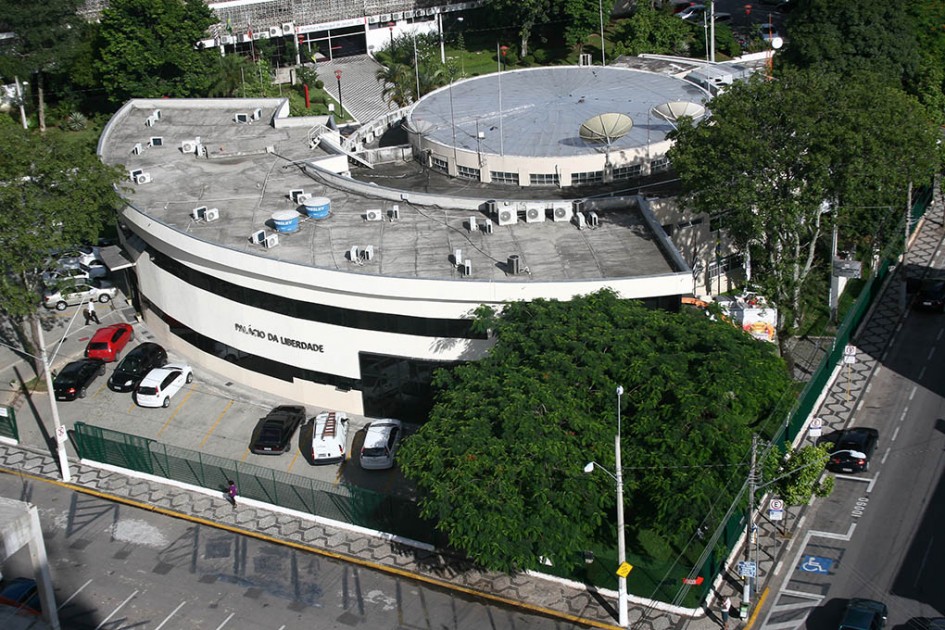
249, 405, 306, 454
53, 359, 106, 401
838, 598, 887, 630
826, 427, 879, 473
914, 278, 945, 312
108, 342, 168, 392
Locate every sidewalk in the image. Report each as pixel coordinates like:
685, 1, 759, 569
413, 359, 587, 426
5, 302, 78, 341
2, 187, 941, 629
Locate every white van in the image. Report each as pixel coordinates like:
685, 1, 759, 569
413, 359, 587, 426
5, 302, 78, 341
311, 411, 349, 464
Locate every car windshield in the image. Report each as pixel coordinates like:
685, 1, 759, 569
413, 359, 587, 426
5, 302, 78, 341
119, 356, 144, 372
362, 447, 388, 458
137, 386, 158, 396
87, 342, 108, 350
259, 428, 282, 442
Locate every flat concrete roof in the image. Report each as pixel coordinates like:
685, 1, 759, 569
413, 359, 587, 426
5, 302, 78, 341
407, 66, 709, 158
100, 98, 681, 283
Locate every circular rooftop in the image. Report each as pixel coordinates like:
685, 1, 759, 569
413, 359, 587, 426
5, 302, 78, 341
406, 66, 709, 160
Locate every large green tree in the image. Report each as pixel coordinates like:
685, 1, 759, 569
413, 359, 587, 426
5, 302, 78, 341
668, 68, 938, 338
399, 290, 791, 572
611, 4, 693, 57
0, 121, 125, 359
94, 0, 217, 105
0, 0, 85, 131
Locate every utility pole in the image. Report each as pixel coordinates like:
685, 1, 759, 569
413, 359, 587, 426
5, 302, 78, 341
901, 181, 912, 310
742, 434, 757, 618
36, 319, 71, 482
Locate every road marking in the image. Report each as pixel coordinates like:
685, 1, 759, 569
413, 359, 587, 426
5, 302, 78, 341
215, 612, 235, 629
938, 329, 944, 341
779, 588, 823, 600
286, 449, 301, 473
914, 536, 935, 588
154, 600, 187, 630
127, 401, 136, 415
744, 586, 768, 630
58, 578, 92, 610
920, 366, 927, 380
899, 408, 908, 423
240, 448, 250, 462
910, 385, 917, 400
928, 347, 936, 361
94, 589, 138, 629
892, 425, 901, 441
93, 381, 107, 399
199, 400, 234, 448
866, 474, 879, 492
156, 389, 195, 438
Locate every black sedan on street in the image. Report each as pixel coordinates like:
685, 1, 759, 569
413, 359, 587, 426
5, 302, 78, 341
914, 278, 945, 312
53, 358, 106, 400
249, 405, 306, 455
826, 427, 879, 473
108, 342, 168, 392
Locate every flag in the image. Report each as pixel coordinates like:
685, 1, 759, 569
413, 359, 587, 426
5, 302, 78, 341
225, 17, 232, 34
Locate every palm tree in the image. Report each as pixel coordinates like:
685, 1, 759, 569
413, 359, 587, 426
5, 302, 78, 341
375, 63, 413, 109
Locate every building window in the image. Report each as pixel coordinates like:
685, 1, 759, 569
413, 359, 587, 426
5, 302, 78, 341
457, 165, 480, 180
707, 254, 741, 279
529, 173, 560, 186
613, 164, 643, 180
149, 251, 484, 339
571, 171, 604, 185
650, 157, 670, 172
431, 156, 448, 173
490, 171, 519, 185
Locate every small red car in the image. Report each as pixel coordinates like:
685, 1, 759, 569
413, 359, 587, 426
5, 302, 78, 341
85, 323, 134, 362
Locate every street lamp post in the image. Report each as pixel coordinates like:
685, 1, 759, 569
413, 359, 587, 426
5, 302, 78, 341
334, 69, 343, 120
35, 319, 70, 482
598, 0, 606, 66
388, 22, 395, 49
584, 385, 628, 628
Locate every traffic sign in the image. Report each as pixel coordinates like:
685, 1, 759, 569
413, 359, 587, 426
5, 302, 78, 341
809, 416, 823, 437
56, 424, 67, 444
616, 562, 634, 578
737, 561, 757, 578
681, 576, 705, 585
843, 345, 857, 364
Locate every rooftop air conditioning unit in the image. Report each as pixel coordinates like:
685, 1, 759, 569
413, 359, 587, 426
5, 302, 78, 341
525, 204, 545, 223
380, 13, 392, 22
588, 211, 599, 227
135, 173, 152, 184
365, 209, 382, 222
497, 207, 517, 226
235, 112, 250, 123
252, 108, 262, 121
282, 22, 294, 34
485, 199, 497, 214
468, 216, 478, 232
220, 35, 236, 45
250, 230, 267, 244
145, 115, 156, 127
131, 142, 143, 155
239, 33, 252, 43
462, 260, 472, 276
263, 233, 279, 249
573, 199, 586, 213
149, 136, 164, 147
152, 109, 161, 121
483, 218, 494, 234
575, 212, 587, 230
205, 208, 220, 222
392, 12, 403, 20
404, 10, 415, 19
552, 206, 571, 222
192, 206, 208, 220
453, 249, 463, 265
181, 140, 197, 154
289, 189, 305, 203
129, 169, 143, 181
269, 26, 282, 37
348, 245, 360, 262
297, 193, 312, 203
367, 16, 379, 24
361, 245, 375, 261
415, 8, 425, 17
389, 205, 400, 220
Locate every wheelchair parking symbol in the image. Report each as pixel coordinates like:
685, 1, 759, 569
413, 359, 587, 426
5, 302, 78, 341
798, 555, 833, 574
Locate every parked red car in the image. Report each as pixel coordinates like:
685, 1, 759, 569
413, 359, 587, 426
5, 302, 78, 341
85, 323, 134, 362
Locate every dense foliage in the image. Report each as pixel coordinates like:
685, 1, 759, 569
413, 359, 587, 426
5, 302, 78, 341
399, 291, 792, 571
762, 443, 835, 507
668, 68, 939, 338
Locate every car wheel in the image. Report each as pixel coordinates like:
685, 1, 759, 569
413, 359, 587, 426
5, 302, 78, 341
99, 294, 111, 304
56, 301, 67, 311
79, 387, 87, 399
162, 397, 170, 408
864, 460, 870, 472
186, 372, 194, 384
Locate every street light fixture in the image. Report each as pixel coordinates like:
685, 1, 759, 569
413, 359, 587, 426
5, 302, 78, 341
584, 385, 628, 628
334, 69, 343, 120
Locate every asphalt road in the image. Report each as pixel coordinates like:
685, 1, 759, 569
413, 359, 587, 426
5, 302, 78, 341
0, 471, 572, 630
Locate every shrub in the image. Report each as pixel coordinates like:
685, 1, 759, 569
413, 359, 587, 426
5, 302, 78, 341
314, 79, 324, 89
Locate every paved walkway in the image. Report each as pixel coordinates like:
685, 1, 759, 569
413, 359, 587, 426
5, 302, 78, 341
318, 55, 394, 124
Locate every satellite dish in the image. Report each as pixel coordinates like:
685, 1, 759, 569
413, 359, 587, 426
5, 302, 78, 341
652, 101, 707, 123
579, 113, 633, 143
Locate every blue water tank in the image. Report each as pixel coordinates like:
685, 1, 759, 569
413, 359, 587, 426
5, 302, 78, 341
271, 209, 300, 233
303, 196, 331, 219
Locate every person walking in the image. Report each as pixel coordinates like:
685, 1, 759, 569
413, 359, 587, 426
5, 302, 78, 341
227, 479, 238, 507
86, 300, 100, 325
721, 595, 732, 630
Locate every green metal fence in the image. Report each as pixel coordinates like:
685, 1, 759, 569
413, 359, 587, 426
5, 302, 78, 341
0, 405, 18, 441
72, 422, 438, 545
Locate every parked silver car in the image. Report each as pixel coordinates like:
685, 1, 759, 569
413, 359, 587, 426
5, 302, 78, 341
42, 279, 118, 311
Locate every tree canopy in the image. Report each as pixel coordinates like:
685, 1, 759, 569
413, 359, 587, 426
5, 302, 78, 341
94, 0, 217, 105
0, 121, 125, 319
399, 290, 791, 572
668, 68, 939, 337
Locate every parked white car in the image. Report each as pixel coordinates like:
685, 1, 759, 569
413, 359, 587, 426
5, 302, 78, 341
359, 419, 402, 470
56, 245, 102, 268
42, 266, 91, 287
135, 363, 193, 408
42, 279, 118, 311
311, 411, 349, 464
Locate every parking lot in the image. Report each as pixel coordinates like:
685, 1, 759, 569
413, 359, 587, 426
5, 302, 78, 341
4, 295, 417, 500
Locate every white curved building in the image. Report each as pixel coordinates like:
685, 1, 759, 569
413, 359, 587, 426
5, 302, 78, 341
98, 97, 693, 420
